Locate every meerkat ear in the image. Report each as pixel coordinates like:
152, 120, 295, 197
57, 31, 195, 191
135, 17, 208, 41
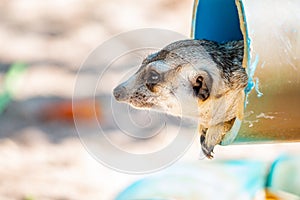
192, 72, 212, 101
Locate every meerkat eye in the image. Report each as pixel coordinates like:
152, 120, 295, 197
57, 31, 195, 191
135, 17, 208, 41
146, 70, 160, 92
147, 70, 160, 83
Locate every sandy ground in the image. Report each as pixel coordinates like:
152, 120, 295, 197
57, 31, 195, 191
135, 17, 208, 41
0, 0, 299, 199
0, 1, 194, 199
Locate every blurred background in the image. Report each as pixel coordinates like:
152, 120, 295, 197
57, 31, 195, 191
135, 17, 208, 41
0, 0, 299, 199
0, 0, 193, 199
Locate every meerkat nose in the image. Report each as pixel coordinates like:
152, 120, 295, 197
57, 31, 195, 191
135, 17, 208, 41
113, 85, 127, 101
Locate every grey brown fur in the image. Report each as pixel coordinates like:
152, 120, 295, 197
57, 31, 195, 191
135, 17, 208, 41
201, 40, 247, 89
113, 39, 248, 158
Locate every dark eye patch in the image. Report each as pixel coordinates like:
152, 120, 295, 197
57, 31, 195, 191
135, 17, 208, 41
145, 70, 161, 92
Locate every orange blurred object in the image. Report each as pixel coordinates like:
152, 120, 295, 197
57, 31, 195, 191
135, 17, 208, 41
41, 99, 102, 122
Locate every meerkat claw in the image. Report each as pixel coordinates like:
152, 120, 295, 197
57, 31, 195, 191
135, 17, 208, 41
200, 134, 205, 144
200, 128, 215, 158
201, 144, 215, 159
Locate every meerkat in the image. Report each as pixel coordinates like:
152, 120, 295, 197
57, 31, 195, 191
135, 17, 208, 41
113, 39, 248, 158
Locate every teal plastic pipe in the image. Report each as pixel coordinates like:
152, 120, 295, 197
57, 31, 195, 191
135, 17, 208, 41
192, 0, 300, 144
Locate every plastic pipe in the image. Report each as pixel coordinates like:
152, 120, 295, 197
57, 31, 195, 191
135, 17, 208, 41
192, 0, 300, 144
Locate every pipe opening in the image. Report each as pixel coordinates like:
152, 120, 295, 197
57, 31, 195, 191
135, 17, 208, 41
192, 0, 300, 144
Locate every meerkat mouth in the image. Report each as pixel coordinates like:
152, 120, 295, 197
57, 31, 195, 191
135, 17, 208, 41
129, 99, 154, 109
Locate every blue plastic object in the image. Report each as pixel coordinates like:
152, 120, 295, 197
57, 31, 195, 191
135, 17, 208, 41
267, 156, 300, 197
115, 161, 267, 200
192, 0, 243, 43
192, 0, 260, 145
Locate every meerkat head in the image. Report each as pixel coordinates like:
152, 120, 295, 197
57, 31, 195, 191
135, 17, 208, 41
114, 39, 247, 122
114, 39, 248, 158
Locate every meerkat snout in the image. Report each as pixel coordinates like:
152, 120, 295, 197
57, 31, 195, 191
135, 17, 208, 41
113, 39, 248, 158
113, 85, 127, 101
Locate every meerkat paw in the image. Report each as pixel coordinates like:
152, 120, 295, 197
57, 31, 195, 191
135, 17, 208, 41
200, 124, 226, 159
199, 126, 208, 143
201, 141, 215, 159
199, 127, 214, 158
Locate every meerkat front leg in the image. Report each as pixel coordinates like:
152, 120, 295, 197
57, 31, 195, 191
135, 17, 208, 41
199, 125, 208, 146
201, 119, 235, 158
201, 124, 224, 158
